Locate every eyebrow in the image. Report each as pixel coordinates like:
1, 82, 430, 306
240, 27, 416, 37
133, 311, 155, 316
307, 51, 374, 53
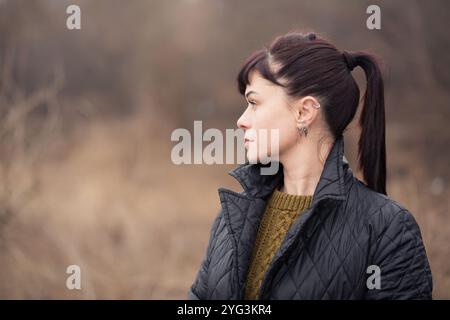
245, 90, 258, 98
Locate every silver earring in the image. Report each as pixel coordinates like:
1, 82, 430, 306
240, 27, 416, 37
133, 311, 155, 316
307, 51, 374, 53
299, 122, 308, 137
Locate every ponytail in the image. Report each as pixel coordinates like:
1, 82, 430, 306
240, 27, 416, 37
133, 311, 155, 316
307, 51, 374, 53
235, 32, 387, 194
353, 52, 387, 195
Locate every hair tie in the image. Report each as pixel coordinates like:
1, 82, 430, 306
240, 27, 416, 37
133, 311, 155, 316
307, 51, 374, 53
306, 32, 316, 41
342, 51, 357, 71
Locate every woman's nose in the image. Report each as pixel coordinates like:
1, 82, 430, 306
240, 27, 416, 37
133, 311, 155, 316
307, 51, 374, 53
237, 108, 251, 129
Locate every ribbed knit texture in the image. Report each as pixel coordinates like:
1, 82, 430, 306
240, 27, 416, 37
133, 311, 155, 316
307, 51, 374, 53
244, 188, 313, 300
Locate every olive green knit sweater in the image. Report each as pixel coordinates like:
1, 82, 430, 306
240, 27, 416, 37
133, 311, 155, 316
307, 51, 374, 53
244, 188, 313, 300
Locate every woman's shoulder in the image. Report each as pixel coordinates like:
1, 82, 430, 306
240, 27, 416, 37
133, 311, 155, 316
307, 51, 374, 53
348, 177, 420, 231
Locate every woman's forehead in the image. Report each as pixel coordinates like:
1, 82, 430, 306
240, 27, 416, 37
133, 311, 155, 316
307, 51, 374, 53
245, 71, 281, 96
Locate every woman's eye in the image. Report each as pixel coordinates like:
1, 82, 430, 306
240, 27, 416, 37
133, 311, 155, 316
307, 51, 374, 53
248, 100, 256, 107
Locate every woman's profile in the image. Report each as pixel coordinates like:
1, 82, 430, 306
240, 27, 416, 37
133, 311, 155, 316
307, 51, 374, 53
188, 31, 433, 300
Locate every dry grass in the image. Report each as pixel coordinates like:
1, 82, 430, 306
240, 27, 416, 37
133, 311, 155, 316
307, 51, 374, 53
0, 107, 238, 299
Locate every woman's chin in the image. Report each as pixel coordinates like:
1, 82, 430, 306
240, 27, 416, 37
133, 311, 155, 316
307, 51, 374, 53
246, 154, 275, 165
246, 144, 278, 164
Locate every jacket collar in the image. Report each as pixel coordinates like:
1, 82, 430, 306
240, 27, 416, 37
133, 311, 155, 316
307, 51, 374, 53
218, 134, 351, 299
227, 134, 349, 204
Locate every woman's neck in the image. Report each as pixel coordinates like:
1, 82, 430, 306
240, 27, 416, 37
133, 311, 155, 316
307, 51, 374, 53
279, 136, 334, 196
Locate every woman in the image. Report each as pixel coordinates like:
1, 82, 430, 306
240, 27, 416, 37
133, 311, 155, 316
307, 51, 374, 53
188, 32, 433, 300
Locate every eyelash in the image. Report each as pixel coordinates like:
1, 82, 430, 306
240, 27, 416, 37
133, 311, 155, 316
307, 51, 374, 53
247, 100, 256, 107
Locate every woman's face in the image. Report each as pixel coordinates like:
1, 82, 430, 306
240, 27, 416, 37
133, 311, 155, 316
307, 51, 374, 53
237, 70, 300, 164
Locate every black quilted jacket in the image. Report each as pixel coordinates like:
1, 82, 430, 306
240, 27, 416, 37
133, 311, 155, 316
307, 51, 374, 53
188, 135, 433, 300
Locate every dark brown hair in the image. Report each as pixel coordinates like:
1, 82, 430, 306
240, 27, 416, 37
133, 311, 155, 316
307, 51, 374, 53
237, 31, 386, 195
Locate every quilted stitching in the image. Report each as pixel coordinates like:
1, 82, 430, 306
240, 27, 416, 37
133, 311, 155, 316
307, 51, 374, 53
189, 135, 433, 300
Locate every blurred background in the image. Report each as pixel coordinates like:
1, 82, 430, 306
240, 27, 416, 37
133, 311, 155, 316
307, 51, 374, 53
0, 0, 449, 299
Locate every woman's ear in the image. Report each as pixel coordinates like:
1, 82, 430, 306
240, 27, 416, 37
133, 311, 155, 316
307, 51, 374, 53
296, 96, 321, 127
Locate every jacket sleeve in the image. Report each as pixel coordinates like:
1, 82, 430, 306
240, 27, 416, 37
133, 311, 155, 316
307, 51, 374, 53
365, 208, 433, 300
188, 210, 223, 300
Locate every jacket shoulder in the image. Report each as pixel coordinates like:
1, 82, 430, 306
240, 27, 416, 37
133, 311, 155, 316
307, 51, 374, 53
349, 178, 432, 299
349, 177, 415, 224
